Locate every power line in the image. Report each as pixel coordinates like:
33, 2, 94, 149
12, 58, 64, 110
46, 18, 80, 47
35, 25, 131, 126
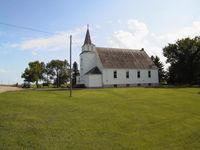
0, 21, 84, 62
0, 21, 159, 60
0, 22, 56, 35
0, 21, 84, 52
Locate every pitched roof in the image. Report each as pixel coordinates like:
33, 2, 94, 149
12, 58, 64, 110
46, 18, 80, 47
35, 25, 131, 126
85, 66, 102, 75
96, 47, 157, 69
83, 29, 92, 45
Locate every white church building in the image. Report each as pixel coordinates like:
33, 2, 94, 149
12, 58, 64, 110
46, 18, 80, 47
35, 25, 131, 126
77, 28, 159, 88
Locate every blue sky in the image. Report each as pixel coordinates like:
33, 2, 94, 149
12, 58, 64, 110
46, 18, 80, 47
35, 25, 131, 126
0, 0, 200, 84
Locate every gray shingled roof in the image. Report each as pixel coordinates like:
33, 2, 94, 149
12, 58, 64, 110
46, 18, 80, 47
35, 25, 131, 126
85, 66, 102, 75
96, 47, 157, 69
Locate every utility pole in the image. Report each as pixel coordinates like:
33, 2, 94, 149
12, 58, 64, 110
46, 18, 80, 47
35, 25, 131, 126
69, 35, 72, 97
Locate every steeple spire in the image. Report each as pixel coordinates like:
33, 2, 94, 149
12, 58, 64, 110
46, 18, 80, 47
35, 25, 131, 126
84, 24, 92, 45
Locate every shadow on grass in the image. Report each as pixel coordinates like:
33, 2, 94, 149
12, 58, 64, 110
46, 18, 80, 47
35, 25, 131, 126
31, 88, 86, 92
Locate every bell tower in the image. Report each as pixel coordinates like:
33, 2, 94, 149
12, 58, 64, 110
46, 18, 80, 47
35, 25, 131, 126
79, 25, 97, 84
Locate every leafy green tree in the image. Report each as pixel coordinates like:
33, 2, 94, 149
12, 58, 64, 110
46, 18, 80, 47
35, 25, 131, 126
163, 37, 200, 85
151, 56, 166, 83
72, 61, 80, 85
43, 64, 53, 85
21, 61, 45, 88
46, 60, 69, 87
21, 68, 34, 83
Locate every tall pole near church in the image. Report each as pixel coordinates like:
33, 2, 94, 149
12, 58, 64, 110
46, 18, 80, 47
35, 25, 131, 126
69, 35, 72, 97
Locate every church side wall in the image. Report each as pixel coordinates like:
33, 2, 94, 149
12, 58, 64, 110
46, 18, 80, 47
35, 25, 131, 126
102, 69, 159, 87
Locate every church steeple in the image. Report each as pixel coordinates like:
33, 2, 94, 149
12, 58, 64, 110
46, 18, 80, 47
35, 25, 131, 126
83, 25, 92, 45
81, 25, 95, 53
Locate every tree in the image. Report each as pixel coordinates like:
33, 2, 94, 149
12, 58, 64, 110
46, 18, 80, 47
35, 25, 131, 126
46, 60, 69, 87
163, 37, 200, 85
43, 64, 53, 85
21, 61, 45, 88
72, 61, 80, 85
151, 56, 166, 83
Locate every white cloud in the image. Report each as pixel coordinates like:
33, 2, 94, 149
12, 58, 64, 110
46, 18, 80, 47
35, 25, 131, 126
159, 21, 200, 43
32, 51, 37, 56
0, 69, 7, 74
11, 27, 85, 52
109, 19, 153, 51
128, 19, 149, 37
109, 19, 200, 65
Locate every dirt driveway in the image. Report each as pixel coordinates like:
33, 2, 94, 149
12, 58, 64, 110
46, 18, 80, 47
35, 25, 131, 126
0, 86, 22, 93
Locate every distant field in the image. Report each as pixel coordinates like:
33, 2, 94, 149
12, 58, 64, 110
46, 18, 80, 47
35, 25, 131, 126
0, 88, 200, 150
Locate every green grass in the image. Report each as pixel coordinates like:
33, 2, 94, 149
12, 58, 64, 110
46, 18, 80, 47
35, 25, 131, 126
0, 88, 200, 150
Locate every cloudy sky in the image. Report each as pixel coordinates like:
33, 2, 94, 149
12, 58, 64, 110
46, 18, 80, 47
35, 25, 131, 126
0, 0, 200, 84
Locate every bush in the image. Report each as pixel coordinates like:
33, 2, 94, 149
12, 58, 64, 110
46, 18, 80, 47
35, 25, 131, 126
22, 82, 31, 88
42, 83, 49, 87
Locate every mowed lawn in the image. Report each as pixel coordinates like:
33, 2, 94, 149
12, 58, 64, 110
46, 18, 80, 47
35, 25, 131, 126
0, 88, 200, 150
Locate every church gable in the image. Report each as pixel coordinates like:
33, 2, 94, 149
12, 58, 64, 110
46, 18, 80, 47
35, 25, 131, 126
85, 66, 102, 75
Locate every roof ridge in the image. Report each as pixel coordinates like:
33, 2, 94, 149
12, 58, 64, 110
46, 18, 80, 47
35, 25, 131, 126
96, 46, 141, 51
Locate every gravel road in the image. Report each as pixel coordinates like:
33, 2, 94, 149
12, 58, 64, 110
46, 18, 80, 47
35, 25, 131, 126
0, 86, 22, 93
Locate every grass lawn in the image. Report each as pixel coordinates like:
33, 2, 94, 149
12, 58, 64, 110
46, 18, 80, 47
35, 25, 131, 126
0, 88, 200, 150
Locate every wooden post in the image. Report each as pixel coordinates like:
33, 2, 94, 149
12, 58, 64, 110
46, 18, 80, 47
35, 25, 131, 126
69, 35, 72, 97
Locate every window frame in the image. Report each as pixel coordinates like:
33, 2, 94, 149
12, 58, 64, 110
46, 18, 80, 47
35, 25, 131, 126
113, 70, 117, 78
126, 71, 129, 79
148, 70, 151, 78
137, 71, 140, 78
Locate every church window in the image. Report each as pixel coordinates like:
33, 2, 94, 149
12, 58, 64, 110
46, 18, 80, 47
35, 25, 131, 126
137, 71, 140, 78
148, 71, 151, 78
126, 71, 129, 79
113, 70, 117, 78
